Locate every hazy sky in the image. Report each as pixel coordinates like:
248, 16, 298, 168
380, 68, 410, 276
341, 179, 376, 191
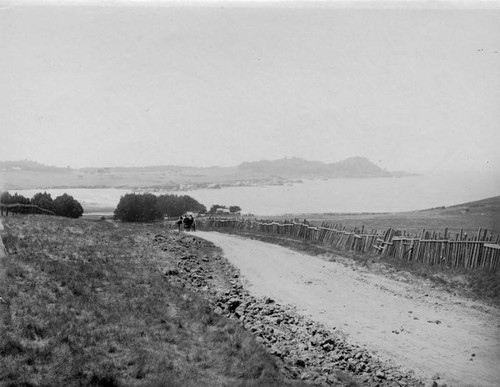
1, 1, 499, 173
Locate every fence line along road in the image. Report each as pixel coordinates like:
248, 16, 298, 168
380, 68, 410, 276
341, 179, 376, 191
199, 217, 500, 271
0, 219, 6, 258
0, 203, 56, 216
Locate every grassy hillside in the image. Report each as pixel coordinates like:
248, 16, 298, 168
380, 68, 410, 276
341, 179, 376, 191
0, 166, 239, 191
0, 216, 300, 387
269, 196, 500, 236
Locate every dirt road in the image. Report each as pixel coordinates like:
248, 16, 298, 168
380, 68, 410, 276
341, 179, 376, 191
195, 231, 500, 387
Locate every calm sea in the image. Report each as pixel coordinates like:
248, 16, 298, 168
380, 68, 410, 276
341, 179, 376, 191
12, 172, 500, 216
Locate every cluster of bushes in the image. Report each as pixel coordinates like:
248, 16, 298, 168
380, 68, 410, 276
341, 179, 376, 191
208, 204, 242, 214
114, 193, 207, 222
0, 191, 84, 218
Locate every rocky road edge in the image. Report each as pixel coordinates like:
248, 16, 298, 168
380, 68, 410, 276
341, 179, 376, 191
151, 232, 432, 387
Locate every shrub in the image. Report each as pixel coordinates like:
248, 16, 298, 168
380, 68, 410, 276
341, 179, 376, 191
32, 192, 56, 213
53, 193, 84, 218
0, 191, 83, 218
114, 193, 206, 222
208, 205, 226, 214
114, 193, 162, 222
156, 194, 206, 217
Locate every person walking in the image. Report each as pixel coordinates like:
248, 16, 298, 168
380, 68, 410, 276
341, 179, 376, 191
190, 215, 196, 232
176, 216, 183, 232
183, 215, 192, 231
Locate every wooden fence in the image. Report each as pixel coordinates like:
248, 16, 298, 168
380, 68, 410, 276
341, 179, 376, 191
0, 203, 56, 216
200, 217, 500, 270
0, 219, 6, 258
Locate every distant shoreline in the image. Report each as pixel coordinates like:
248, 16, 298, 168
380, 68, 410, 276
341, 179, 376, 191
6, 173, 499, 232
1, 175, 415, 192
1, 156, 416, 191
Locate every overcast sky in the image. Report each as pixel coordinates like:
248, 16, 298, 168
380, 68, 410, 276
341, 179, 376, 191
1, 1, 499, 173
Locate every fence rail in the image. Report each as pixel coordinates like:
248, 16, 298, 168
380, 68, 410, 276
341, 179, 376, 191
0, 203, 56, 216
200, 217, 500, 270
0, 220, 6, 258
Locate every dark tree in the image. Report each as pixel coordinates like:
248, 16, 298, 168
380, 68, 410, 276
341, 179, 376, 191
229, 206, 242, 213
0, 191, 12, 215
140, 193, 161, 222
53, 193, 84, 218
156, 194, 206, 218
176, 195, 206, 216
0, 191, 12, 204
2, 192, 30, 213
115, 193, 206, 222
114, 193, 162, 222
32, 191, 55, 212
1, 191, 82, 217
208, 204, 227, 214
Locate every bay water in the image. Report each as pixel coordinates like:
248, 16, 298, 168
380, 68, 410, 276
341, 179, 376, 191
12, 172, 500, 216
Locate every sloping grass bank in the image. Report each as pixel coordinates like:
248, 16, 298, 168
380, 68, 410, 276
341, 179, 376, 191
265, 195, 500, 236
0, 216, 296, 387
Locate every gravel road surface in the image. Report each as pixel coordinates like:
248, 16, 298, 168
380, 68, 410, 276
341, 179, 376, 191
196, 231, 500, 387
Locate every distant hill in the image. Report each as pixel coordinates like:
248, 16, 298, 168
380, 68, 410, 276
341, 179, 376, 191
0, 160, 69, 172
237, 157, 393, 178
0, 156, 406, 190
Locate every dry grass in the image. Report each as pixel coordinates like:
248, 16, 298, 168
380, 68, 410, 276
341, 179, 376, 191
266, 195, 500, 236
0, 215, 299, 387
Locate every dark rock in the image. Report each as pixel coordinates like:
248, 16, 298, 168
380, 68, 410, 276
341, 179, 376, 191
300, 371, 317, 381
226, 298, 241, 312
165, 268, 179, 276
355, 362, 366, 373
321, 337, 336, 346
270, 345, 284, 358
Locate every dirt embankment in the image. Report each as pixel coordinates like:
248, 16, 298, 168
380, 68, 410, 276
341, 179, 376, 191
191, 231, 500, 387
152, 231, 425, 387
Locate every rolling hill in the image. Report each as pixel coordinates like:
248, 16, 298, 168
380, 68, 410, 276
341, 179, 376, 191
0, 156, 402, 190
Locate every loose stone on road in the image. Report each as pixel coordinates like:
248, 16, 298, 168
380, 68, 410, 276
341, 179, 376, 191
195, 231, 500, 387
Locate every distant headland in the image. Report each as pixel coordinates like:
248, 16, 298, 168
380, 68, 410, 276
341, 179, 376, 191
0, 157, 414, 191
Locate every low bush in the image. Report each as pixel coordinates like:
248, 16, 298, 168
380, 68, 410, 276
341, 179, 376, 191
114, 193, 206, 222
1, 190, 83, 218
